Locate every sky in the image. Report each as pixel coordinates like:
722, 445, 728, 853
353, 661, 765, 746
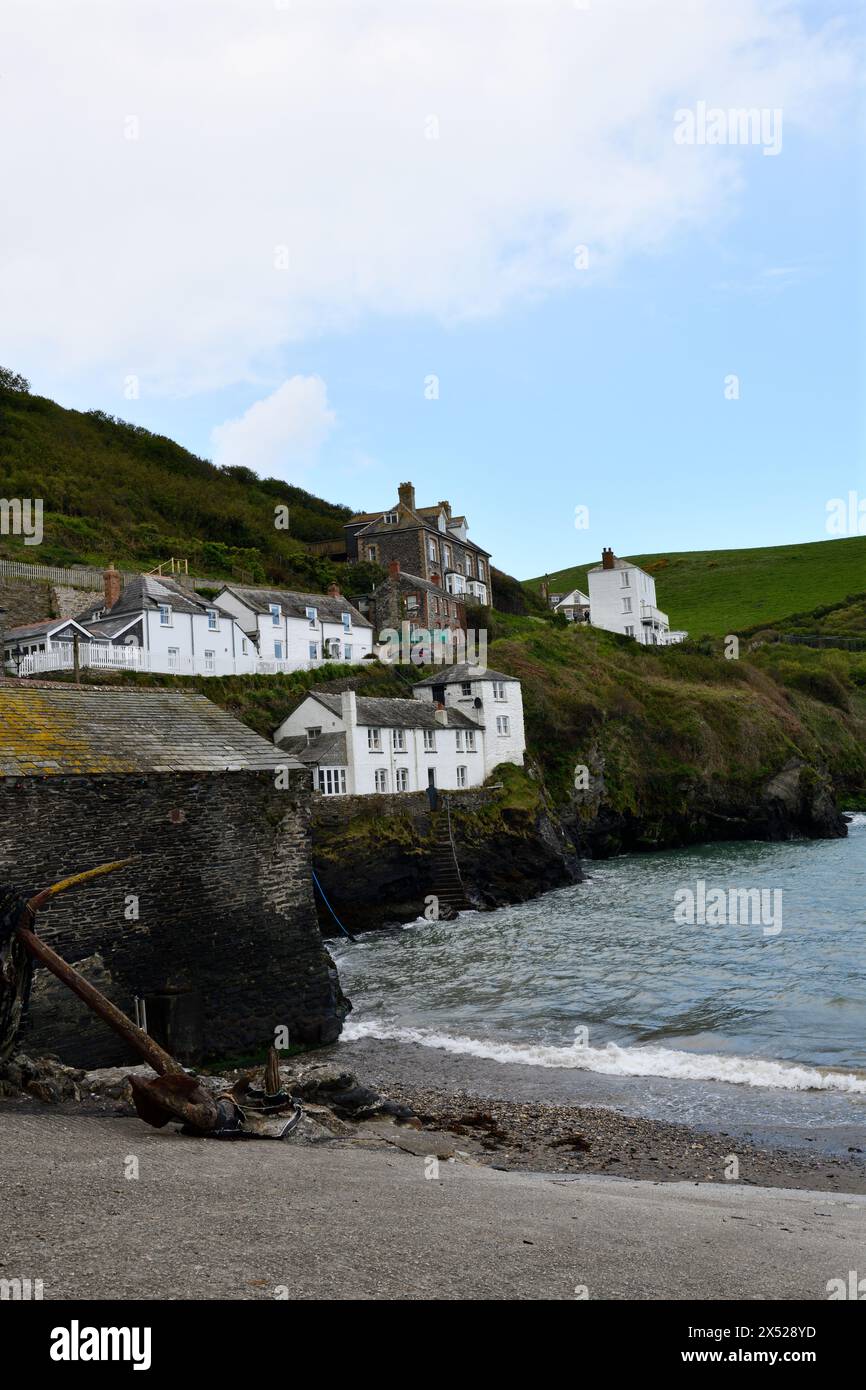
1, 0, 863, 579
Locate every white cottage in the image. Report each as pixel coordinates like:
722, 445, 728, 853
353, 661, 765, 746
587, 549, 687, 646
273, 664, 526, 795
213, 584, 373, 672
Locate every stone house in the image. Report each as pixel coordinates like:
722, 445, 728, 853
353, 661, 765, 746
0, 683, 345, 1067
345, 482, 492, 605
553, 588, 591, 623
354, 559, 467, 652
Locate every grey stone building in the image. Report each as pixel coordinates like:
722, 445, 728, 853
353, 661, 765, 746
345, 482, 492, 606
0, 683, 345, 1067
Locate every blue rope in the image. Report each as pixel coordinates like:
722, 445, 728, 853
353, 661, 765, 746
311, 868, 356, 942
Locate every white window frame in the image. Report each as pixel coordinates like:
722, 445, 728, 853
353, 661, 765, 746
460, 681, 472, 696
622, 597, 632, 614
396, 767, 409, 792
341, 612, 352, 632
455, 730, 464, 752
344, 643, 352, 660
270, 604, 281, 626
496, 715, 510, 736
465, 730, 476, 751
274, 640, 284, 660
456, 765, 467, 788
306, 606, 317, 628
374, 768, 388, 793
392, 728, 406, 752
423, 729, 436, 752
159, 604, 172, 627
368, 727, 382, 751
167, 646, 179, 669
207, 609, 219, 631
492, 680, 505, 699
204, 649, 215, 672
621, 571, 630, 588
309, 642, 319, 660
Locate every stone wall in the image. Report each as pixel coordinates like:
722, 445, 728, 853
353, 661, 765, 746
0, 768, 346, 1067
51, 585, 102, 620
0, 577, 54, 628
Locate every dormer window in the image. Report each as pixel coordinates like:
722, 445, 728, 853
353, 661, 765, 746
159, 604, 172, 626
384, 512, 398, 524
341, 612, 351, 632
207, 608, 219, 630
270, 604, 281, 626
306, 606, 317, 627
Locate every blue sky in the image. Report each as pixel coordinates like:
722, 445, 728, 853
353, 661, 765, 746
2, 0, 863, 579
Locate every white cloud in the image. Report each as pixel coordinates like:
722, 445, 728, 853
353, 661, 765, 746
0, 0, 856, 395
211, 375, 336, 478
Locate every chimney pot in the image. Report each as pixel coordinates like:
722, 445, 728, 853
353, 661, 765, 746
438, 500, 451, 518
602, 547, 615, 571
103, 564, 121, 609
327, 582, 340, 597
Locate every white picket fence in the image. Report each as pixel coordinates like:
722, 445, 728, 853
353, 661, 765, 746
13, 643, 340, 679
0, 558, 108, 588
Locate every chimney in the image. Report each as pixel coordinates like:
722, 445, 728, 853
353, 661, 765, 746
430, 571, 441, 588
434, 702, 448, 725
438, 500, 451, 519
103, 564, 121, 609
397, 481, 416, 513
388, 559, 401, 580
602, 547, 615, 571
327, 582, 340, 597
340, 689, 357, 727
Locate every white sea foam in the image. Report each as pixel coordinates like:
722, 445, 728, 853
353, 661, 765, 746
341, 1018, 866, 1094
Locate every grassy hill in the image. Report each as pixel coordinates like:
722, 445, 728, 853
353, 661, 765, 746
524, 537, 866, 638
0, 372, 350, 588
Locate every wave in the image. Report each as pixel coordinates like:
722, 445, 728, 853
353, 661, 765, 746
341, 1018, 866, 1094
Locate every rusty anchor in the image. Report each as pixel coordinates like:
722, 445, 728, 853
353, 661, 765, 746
6, 861, 302, 1139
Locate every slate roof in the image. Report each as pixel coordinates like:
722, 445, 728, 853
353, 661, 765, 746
412, 664, 515, 687
0, 687, 299, 776
76, 575, 208, 623
308, 692, 482, 730
219, 586, 372, 629
383, 569, 458, 598
586, 557, 644, 574
2, 619, 84, 643
277, 732, 348, 766
82, 615, 143, 640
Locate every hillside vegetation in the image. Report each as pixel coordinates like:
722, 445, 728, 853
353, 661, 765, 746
0, 373, 349, 588
525, 537, 866, 638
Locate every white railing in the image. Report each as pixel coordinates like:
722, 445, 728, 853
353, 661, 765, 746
11, 643, 370, 680
0, 559, 108, 588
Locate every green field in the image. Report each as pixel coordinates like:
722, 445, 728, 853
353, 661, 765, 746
524, 537, 866, 638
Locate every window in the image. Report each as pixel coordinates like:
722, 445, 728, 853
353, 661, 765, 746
396, 767, 409, 792
428, 538, 437, 561
464, 556, 472, 576
496, 716, 510, 736
392, 729, 406, 752
374, 768, 388, 793
306, 606, 317, 627
621, 571, 630, 588
274, 640, 284, 659
325, 639, 340, 659
319, 768, 347, 796
455, 731, 464, 752
465, 730, 477, 751
241, 638, 248, 655
443, 545, 451, 568
342, 612, 352, 632
306, 727, 322, 743
492, 680, 505, 699
460, 681, 472, 696
406, 595, 418, 611
625, 625, 634, 637
384, 511, 399, 524
168, 646, 179, 669
368, 727, 382, 751
204, 649, 215, 672
622, 597, 632, 614
344, 643, 352, 660
478, 561, 485, 581
365, 544, 379, 563
423, 729, 436, 752
456, 766, 467, 788
270, 604, 281, 626
159, 604, 172, 626
309, 642, 318, 660
207, 609, 219, 630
